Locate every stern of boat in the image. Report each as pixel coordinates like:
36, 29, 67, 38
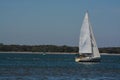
75, 57, 81, 62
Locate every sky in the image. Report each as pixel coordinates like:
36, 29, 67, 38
0, 0, 120, 47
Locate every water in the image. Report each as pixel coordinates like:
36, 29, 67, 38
0, 53, 120, 80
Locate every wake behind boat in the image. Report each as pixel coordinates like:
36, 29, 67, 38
75, 12, 101, 62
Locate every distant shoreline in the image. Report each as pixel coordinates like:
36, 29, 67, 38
0, 44, 120, 53
0, 52, 77, 54
0, 52, 120, 55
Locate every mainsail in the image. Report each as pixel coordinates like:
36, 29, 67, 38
79, 12, 100, 58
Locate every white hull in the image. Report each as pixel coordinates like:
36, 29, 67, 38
75, 56, 100, 62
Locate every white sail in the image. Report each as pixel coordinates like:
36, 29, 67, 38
79, 12, 92, 54
89, 24, 100, 58
79, 12, 100, 58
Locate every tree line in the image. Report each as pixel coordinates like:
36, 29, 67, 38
0, 43, 78, 52
0, 43, 120, 53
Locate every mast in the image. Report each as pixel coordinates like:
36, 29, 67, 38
88, 12, 94, 57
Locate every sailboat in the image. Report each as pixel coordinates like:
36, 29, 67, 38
75, 12, 101, 62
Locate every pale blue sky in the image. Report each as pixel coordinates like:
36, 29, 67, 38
0, 0, 120, 47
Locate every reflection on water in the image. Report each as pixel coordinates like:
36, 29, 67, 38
0, 53, 120, 80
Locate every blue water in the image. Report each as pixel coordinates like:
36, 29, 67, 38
0, 53, 120, 80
